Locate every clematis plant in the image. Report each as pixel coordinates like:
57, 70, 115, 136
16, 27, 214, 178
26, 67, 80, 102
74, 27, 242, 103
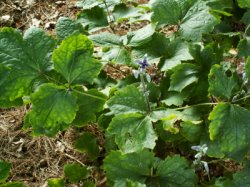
133, 54, 151, 113
191, 144, 210, 179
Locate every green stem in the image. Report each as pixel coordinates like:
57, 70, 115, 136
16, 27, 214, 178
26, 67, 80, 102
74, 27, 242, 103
72, 88, 106, 101
41, 73, 62, 85
174, 103, 218, 111
232, 94, 250, 103
244, 24, 250, 38
140, 73, 151, 114
103, 0, 115, 32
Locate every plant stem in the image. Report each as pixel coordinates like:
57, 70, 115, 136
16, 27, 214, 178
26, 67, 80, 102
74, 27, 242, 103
232, 94, 250, 103
140, 73, 151, 114
103, 0, 115, 32
72, 88, 107, 101
174, 103, 218, 111
244, 24, 250, 38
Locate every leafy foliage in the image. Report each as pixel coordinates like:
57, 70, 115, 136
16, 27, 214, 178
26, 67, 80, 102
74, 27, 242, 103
0, 160, 11, 183
104, 150, 197, 186
2, 0, 250, 185
47, 178, 65, 187
107, 113, 157, 153
74, 132, 100, 159
64, 163, 89, 183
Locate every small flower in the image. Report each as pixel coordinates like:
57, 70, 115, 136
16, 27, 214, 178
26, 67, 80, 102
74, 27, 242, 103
145, 73, 151, 82
201, 161, 209, 174
191, 145, 201, 152
132, 70, 139, 79
194, 153, 202, 159
138, 54, 149, 71
192, 144, 209, 176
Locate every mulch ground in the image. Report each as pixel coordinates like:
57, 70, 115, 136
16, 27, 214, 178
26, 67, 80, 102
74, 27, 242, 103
0, 0, 104, 186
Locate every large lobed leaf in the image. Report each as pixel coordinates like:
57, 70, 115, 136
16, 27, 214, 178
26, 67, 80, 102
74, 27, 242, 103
107, 85, 148, 115
151, 0, 194, 27
161, 38, 193, 71
77, 6, 108, 31
104, 150, 197, 186
107, 113, 157, 153
104, 150, 155, 183
53, 33, 102, 85
0, 27, 56, 105
149, 155, 197, 187
209, 103, 250, 160
208, 64, 239, 101
72, 89, 107, 127
55, 17, 86, 41
151, 0, 219, 41
169, 63, 200, 92
25, 83, 78, 136
179, 0, 219, 41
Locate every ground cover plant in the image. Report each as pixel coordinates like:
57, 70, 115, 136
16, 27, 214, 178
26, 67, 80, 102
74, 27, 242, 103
1, 0, 250, 186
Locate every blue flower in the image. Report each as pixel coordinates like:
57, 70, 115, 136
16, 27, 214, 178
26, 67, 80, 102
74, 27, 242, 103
138, 54, 149, 70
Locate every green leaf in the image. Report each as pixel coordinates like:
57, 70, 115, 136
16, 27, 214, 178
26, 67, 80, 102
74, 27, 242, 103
107, 113, 157, 153
74, 132, 99, 160
245, 56, 250, 80
151, 0, 193, 27
82, 181, 96, 187
64, 163, 89, 183
237, 37, 250, 57
76, 0, 120, 10
151, 108, 201, 123
169, 63, 200, 92
55, 17, 86, 41
151, 0, 219, 41
209, 103, 250, 160
53, 33, 102, 85
161, 38, 193, 71
189, 43, 223, 70
27, 83, 78, 136
132, 33, 170, 63
0, 182, 24, 187
103, 150, 155, 183
77, 6, 108, 31
128, 24, 156, 47
0, 65, 23, 108
162, 91, 184, 106
47, 178, 65, 187
149, 155, 197, 187
237, 0, 250, 8
179, 0, 219, 41
114, 180, 146, 187
107, 85, 148, 115
214, 177, 234, 187
180, 121, 202, 142
101, 47, 133, 65
0, 160, 11, 183
233, 162, 250, 186
208, 64, 239, 101
0, 27, 55, 104
89, 32, 123, 47
242, 9, 250, 25
72, 89, 107, 126
113, 4, 142, 22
